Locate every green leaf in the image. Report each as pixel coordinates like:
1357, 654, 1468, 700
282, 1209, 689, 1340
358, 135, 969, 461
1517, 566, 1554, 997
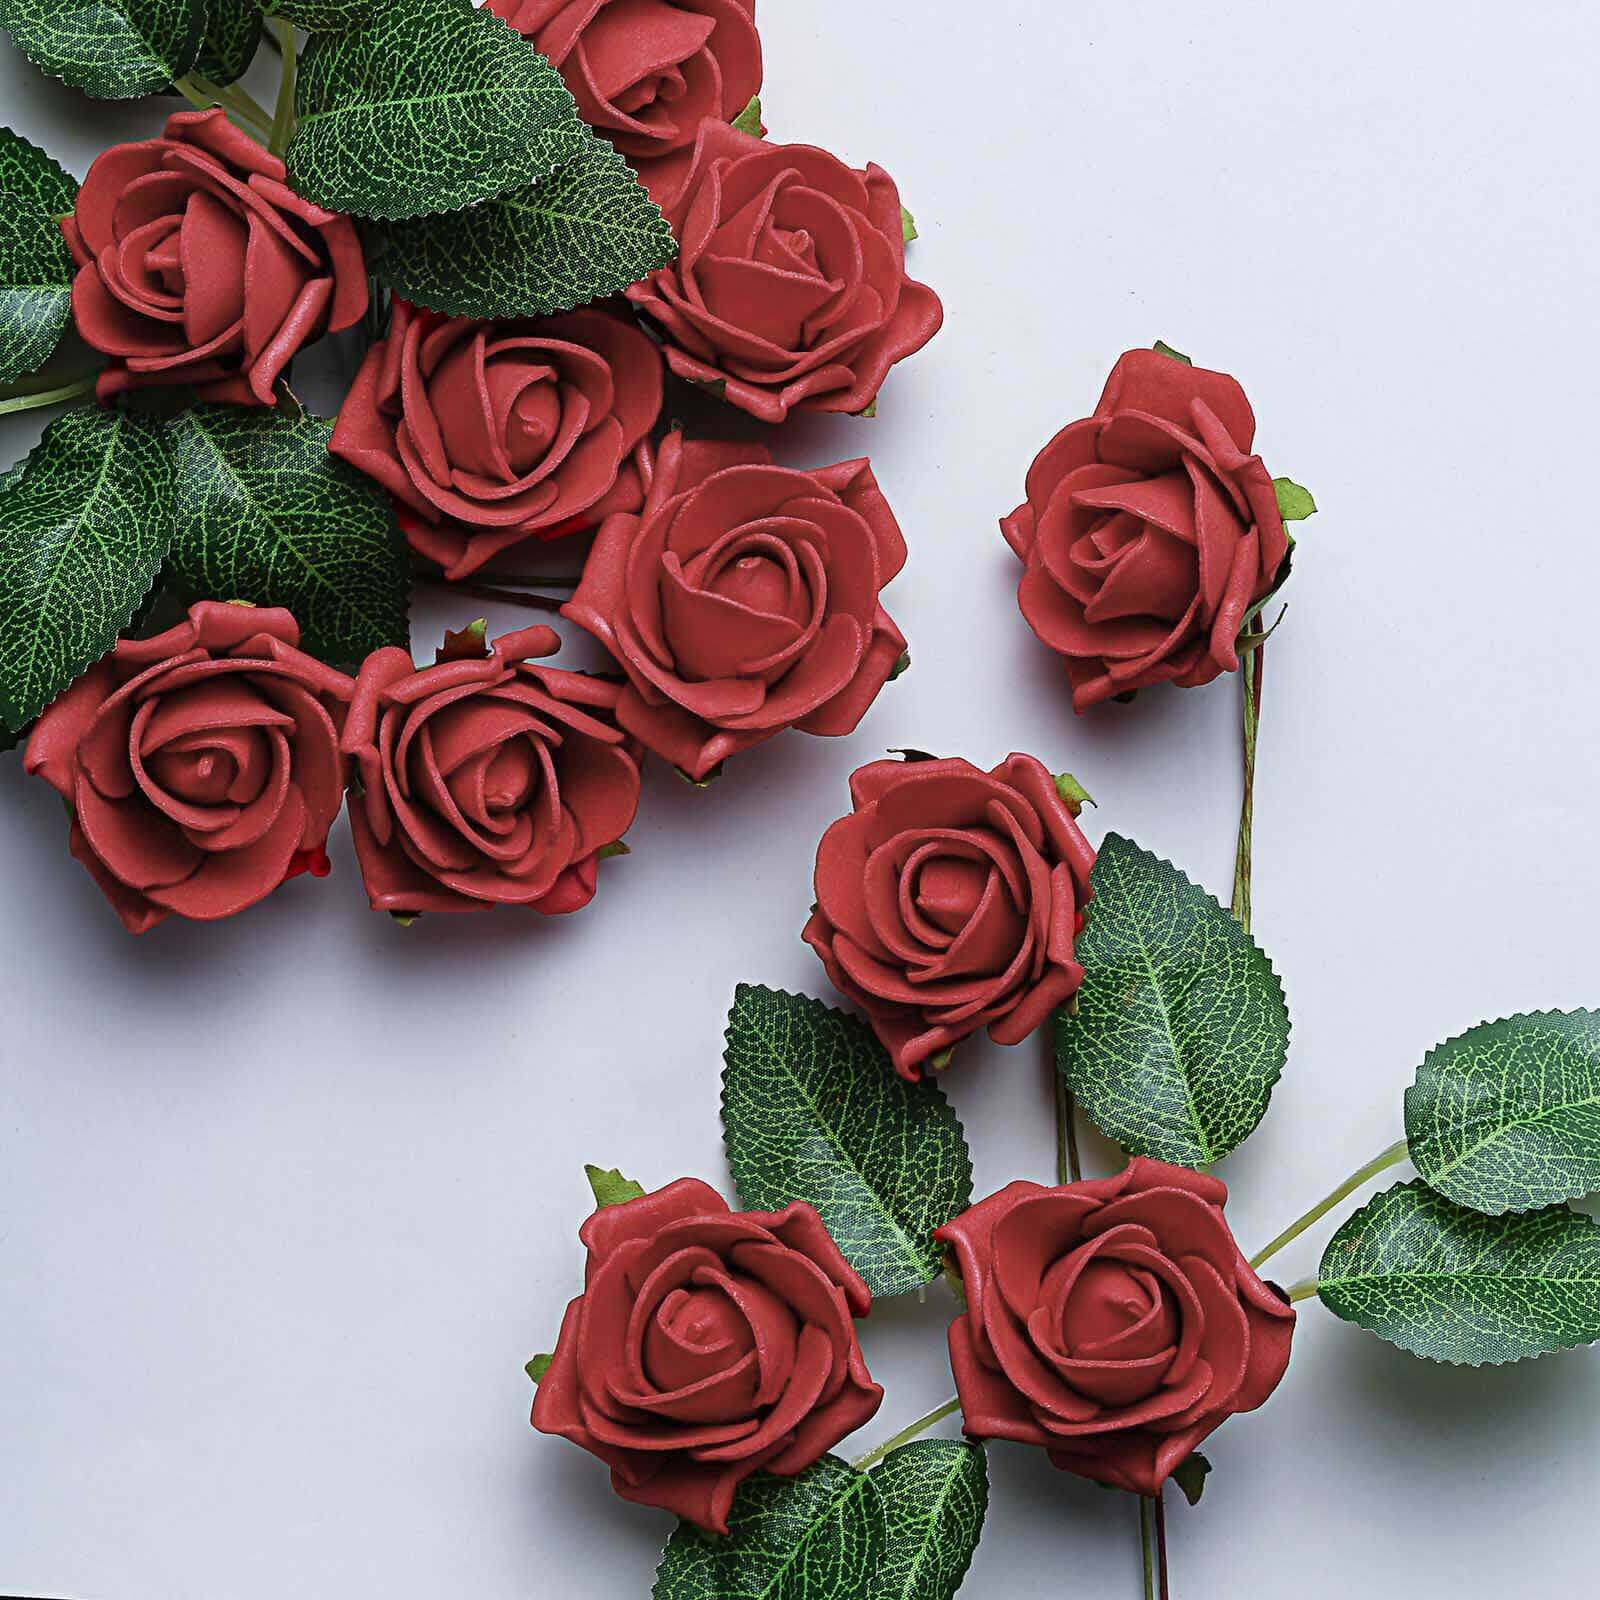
286, 0, 587, 220
1152, 339, 1192, 365
0, 0, 205, 96
721, 985, 973, 1299
1056, 834, 1289, 1168
0, 128, 78, 385
368, 130, 676, 318
263, 0, 379, 32
0, 405, 174, 730
195, 0, 260, 83
900, 204, 917, 244
584, 1163, 645, 1210
525, 1352, 552, 1384
1318, 1180, 1600, 1365
870, 1441, 987, 1600
164, 406, 407, 663
1170, 1452, 1211, 1507
1273, 477, 1317, 522
654, 1455, 884, 1600
1404, 1010, 1600, 1216
730, 92, 762, 136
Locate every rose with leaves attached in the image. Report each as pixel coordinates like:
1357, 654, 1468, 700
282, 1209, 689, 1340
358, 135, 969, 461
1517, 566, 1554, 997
63, 108, 366, 406
532, 1177, 883, 1533
23, 602, 353, 934
486, 0, 762, 212
329, 299, 664, 580
625, 122, 942, 422
803, 754, 1095, 1081
936, 1160, 1294, 1494
341, 624, 642, 916
1000, 349, 1290, 712
563, 433, 908, 779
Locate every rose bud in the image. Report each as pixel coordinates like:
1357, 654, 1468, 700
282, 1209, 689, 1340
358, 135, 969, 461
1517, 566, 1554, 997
486, 0, 762, 213
562, 433, 908, 780
803, 754, 1095, 1081
62, 109, 366, 406
329, 300, 664, 581
23, 602, 353, 933
936, 1160, 1295, 1495
626, 123, 942, 422
1001, 348, 1290, 712
532, 1177, 883, 1533
340, 624, 642, 916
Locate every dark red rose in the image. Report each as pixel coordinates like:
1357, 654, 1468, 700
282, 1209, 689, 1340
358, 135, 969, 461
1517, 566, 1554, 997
803, 754, 1095, 1081
331, 297, 662, 579
329, 300, 663, 581
563, 432, 908, 779
62, 108, 366, 406
936, 1160, 1295, 1495
486, 0, 761, 212
625, 122, 942, 422
1000, 349, 1290, 712
532, 1178, 883, 1533
23, 602, 353, 933
340, 624, 642, 916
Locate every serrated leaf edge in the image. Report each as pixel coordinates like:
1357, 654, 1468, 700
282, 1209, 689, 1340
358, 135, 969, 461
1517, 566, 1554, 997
1404, 1006, 1600, 1216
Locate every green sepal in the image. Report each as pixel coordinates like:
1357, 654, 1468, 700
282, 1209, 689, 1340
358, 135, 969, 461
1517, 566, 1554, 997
584, 1163, 645, 1210
1273, 477, 1317, 522
525, 1353, 552, 1384
1152, 339, 1192, 364
1171, 1452, 1212, 1506
730, 93, 762, 136
1053, 771, 1094, 816
900, 204, 918, 244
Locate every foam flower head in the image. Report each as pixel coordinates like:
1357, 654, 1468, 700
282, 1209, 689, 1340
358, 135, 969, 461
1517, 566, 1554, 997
330, 300, 664, 580
1001, 349, 1290, 712
340, 624, 643, 916
24, 602, 353, 933
486, 0, 762, 212
626, 122, 942, 422
63, 108, 366, 406
532, 1177, 883, 1533
936, 1160, 1295, 1496
803, 754, 1096, 1080
563, 433, 908, 779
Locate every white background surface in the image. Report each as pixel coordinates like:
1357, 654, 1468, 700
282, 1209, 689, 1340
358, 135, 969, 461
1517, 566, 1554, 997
4, 2, 1600, 1595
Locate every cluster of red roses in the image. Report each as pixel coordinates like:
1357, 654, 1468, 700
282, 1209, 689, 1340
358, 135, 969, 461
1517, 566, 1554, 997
531, 1162, 1293, 1533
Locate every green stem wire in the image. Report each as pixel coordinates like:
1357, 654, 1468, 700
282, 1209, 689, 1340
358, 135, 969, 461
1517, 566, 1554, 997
415, 577, 568, 614
0, 375, 99, 416
1248, 1138, 1410, 1272
849, 1395, 961, 1473
1054, 1058, 1081, 1184
1139, 1495, 1156, 1600
1230, 623, 1264, 932
174, 74, 274, 136
268, 19, 297, 158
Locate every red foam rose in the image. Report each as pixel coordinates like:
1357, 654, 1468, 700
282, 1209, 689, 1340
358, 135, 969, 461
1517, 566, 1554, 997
1001, 349, 1291, 712
340, 623, 643, 915
935, 1160, 1295, 1495
562, 431, 908, 779
626, 122, 942, 422
61, 108, 366, 406
329, 300, 664, 580
486, 0, 762, 213
532, 1177, 883, 1533
24, 602, 354, 933
803, 753, 1095, 1080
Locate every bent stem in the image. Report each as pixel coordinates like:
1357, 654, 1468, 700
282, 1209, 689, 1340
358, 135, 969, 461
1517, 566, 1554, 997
1230, 628, 1264, 932
849, 1395, 960, 1473
268, 19, 297, 158
0, 375, 99, 416
1247, 1138, 1410, 1272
